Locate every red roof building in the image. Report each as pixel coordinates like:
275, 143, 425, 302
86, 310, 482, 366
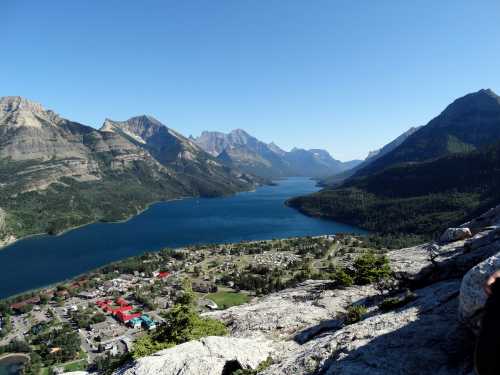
116, 311, 141, 323
158, 272, 171, 279
116, 297, 128, 306
111, 305, 132, 315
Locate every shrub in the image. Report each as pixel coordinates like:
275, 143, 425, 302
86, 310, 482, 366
352, 252, 392, 285
379, 292, 417, 312
330, 267, 354, 287
344, 304, 367, 325
132, 279, 228, 359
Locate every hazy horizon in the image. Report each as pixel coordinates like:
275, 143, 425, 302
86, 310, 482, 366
2, 1, 500, 160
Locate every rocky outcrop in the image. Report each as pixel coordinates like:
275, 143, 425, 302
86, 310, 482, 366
440, 228, 472, 243
261, 280, 472, 375
115, 336, 275, 375
206, 281, 378, 341
459, 252, 500, 331
208, 218, 500, 374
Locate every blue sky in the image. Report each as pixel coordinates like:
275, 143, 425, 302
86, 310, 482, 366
2, 1, 500, 160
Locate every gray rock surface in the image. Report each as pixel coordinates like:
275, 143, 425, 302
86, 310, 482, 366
459, 251, 500, 331
440, 227, 472, 243
261, 280, 472, 375
114, 336, 275, 375
206, 281, 379, 340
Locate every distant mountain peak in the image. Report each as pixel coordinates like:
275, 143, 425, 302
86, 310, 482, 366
0, 96, 46, 114
478, 88, 498, 97
230, 128, 250, 136
0, 96, 61, 129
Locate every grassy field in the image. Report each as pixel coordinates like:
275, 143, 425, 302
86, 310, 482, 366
205, 290, 250, 309
63, 359, 88, 372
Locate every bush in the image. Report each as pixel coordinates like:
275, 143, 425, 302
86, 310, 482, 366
330, 267, 354, 287
379, 292, 417, 312
132, 279, 228, 359
344, 304, 367, 325
352, 252, 392, 285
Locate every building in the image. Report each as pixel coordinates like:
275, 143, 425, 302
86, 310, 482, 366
140, 315, 156, 330
78, 290, 100, 299
128, 317, 142, 329
10, 296, 40, 313
157, 271, 171, 280
116, 311, 141, 323
192, 282, 217, 293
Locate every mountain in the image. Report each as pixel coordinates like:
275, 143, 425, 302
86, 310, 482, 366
0, 97, 258, 243
320, 126, 421, 187
193, 129, 293, 178
354, 89, 500, 177
193, 129, 361, 179
288, 141, 500, 235
288, 89, 500, 236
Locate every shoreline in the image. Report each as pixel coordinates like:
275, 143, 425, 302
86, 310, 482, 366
0, 182, 265, 251
0, 233, 343, 301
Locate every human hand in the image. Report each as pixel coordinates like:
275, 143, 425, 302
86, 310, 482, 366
484, 270, 500, 296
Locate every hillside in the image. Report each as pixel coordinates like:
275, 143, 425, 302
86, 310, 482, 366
0, 97, 258, 244
289, 89, 500, 236
193, 129, 360, 179
320, 126, 421, 187
354, 89, 500, 177
289, 142, 500, 236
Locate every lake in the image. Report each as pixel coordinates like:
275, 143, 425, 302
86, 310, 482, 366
0, 177, 365, 298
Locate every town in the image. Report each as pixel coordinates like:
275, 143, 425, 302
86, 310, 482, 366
0, 233, 392, 374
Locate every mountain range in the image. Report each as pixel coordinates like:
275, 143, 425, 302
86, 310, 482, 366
192, 129, 361, 179
289, 88, 500, 236
0, 97, 258, 243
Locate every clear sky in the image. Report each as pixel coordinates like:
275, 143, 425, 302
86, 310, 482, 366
2, 1, 500, 161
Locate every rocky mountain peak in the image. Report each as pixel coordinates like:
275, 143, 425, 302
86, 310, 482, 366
0, 96, 60, 128
0, 96, 46, 114
440, 88, 500, 120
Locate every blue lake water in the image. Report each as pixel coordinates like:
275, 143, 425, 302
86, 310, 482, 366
0, 177, 365, 298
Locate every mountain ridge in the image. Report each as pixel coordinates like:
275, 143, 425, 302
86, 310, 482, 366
289, 89, 500, 235
0, 98, 259, 244
193, 129, 361, 179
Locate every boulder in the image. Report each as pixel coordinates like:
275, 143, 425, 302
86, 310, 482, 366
114, 336, 275, 375
440, 228, 472, 243
459, 251, 500, 331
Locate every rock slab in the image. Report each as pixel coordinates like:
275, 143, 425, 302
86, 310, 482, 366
114, 336, 274, 375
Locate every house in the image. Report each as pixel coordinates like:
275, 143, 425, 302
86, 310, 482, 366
116, 297, 128, 307
78, 290, 100, 299
140, 315, 156, 330
192, 282, 217, 293
116, 311, 141, 323
128, 317, 142, 329
10, 296, 40, 313
157, 271, 171, 280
